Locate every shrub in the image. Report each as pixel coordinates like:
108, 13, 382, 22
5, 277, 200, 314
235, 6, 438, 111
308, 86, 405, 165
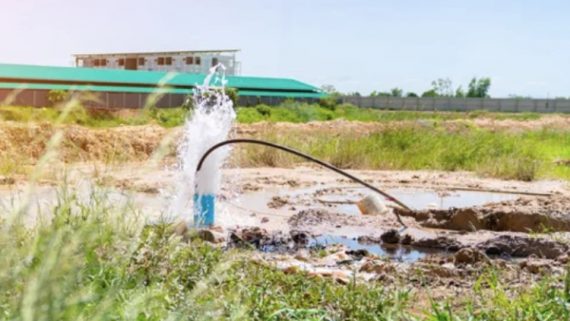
318, 94, 340, 111
256, 104, 272, 117
225, 87, 239, 107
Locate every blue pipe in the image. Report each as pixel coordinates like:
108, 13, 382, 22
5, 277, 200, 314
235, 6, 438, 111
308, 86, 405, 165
193, 193, 215, 227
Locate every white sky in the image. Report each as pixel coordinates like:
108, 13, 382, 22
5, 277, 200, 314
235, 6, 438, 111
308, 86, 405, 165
1, 0, 569, 97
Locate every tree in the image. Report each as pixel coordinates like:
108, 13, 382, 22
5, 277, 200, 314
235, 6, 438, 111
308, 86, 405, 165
370, 90, 392, 97
431, 78, 454, 97
421, 89, 438, 97
455, 86, 465, 98
406, 92, 418, 97
466, 77, 491, 98
390, 87, 403, 97
320, 84, 339, 95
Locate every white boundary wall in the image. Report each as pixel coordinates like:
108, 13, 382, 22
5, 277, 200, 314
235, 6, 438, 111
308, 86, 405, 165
341, 96, 570, 113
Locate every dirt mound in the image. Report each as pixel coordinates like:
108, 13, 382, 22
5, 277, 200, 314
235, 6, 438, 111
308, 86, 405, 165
0, 122, 172, 164
397, 195, 570, 232
477, 235, 568, 259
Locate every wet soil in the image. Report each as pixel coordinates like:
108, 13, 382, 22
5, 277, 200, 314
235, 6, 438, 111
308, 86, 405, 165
2, 164, 569, 306
397, 195, 570, 232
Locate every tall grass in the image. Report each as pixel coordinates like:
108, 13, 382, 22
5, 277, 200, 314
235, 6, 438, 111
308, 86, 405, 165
237, 127, 570, 181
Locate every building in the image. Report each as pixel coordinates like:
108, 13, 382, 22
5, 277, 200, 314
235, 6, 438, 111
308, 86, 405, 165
73, 50, 240, 75
0, 63, 324, 108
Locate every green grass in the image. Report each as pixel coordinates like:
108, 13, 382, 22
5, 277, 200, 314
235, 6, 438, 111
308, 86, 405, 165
1, 188, 570, 320
236, 126, 570, 181
0, 105, 189, 128
236, 101, 544, 124
0, 102, 546, 128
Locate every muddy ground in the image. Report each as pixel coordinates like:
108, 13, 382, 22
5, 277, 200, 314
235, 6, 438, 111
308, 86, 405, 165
1, 162, 569, 309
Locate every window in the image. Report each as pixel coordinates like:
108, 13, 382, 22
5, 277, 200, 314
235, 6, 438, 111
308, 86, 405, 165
118, 58, 125, 66
157, 57, 165, 65
211, 57, 218, 66
138, 58, 145, 65
165, 57, 172, 65
100, 59, 107, 66
185, 56, 194, 65
93, 59, 100, 67
195, 56, 201, 65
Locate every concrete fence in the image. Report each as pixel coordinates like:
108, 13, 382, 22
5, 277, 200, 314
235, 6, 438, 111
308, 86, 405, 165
341, 96, 570, 113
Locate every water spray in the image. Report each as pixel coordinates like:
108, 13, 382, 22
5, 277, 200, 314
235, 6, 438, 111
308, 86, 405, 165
172, 63, 235, 228
194, 138, 410, 227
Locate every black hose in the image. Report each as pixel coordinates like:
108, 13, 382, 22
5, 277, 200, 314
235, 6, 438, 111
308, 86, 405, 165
196, 138, 408, 227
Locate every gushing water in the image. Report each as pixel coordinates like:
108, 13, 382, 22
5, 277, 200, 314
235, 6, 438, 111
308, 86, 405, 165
169, 64, 236, 223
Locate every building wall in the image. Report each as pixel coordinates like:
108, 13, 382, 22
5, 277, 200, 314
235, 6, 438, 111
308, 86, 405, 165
0, 89, 317, 108
76, 52, 239, 75
341, 96, 570, 113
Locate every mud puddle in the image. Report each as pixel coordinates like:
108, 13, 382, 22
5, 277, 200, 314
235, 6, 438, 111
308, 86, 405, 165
311, 235, 441, 263
228, 186, 520, 218
317, 187, 519, 211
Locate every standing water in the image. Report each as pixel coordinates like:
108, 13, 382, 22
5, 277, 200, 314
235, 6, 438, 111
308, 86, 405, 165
169, 64, 235, 226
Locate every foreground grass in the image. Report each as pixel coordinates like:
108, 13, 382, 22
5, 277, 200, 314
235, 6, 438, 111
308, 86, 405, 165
1, 189, 569, 320
236, 126, 570, 181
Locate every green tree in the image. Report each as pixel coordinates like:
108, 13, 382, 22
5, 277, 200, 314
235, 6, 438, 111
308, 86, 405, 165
390, 87, 403, 97
431, 78, 454, 97
320, 84, 339, 95
455, 86, 465, 98
406, 92, 418, 97
467, 77, 492, 98
370, 91, 391, 97
421, 89, 438, 97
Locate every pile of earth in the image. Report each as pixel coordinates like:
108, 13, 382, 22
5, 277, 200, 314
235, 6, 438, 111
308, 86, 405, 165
396, 195, 570, 232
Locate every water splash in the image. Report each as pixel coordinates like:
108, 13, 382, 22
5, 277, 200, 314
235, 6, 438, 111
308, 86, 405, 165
169, 64, 236, 222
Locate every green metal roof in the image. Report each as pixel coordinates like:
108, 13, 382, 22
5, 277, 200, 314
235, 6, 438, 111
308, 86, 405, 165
0, 63, 322, 95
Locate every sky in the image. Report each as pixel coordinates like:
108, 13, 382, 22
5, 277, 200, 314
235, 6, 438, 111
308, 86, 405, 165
1, 0, 569, 97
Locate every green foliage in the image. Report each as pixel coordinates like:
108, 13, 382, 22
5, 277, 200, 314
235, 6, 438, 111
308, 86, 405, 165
455, 86, 466, 98
318, 94, 340, 111
0, 105, 190, 128
390, 87, 403, 97
225, 87, 239, 107
235, 103, 545, 124
422, 89, 438, 97
239, 126, 570, 181
256, 104, 272, 116
467, 77, 492, 98
370, 91, 392, 97
406, 92, 419, 97
431, 78, 454, 97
